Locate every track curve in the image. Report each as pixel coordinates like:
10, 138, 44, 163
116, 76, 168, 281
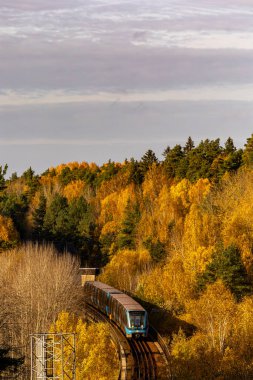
85, 303, 169, 379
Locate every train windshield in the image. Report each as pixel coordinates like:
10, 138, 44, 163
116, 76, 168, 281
129, 311, 145, 328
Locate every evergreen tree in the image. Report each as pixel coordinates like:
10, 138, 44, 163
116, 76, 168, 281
117, 201, 140, 249
99, 231, 117, 261
186, 139, 222, 182
198, 245, 252, 300
164, 144, 184, 179
0, 193, 28, 239
144, 237, 166, 262
22, 166, 35, 181
140, 149, 158, 176
223, 149, 243, 173
59, 166, 73, 186
242, 133, 253, 167
0, 164, 8, 191
127, 158, 143, 185
224, 137, 236, 154
162, 145, 171, 157
10, 172, 18, 182
21, 167, 39, 196
32, 194, 47, 240
68, 196, 96, 256
184, 136, 195, 154
96, 160, 120, 186
43, 194, 69, 243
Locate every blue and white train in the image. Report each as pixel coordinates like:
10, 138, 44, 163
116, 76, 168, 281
84, 281, 149, 338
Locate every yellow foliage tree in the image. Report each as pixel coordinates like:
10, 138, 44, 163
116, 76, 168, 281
183, 203, 218, 274
171, 292, 253, 379
0, 215, 19, 247
5, 177, 28, 196
63, 180, 85, 202
188, 178, 211, 205
39, 175, 62, 202
222, 201, 253, 273
170, 329, 219, 380
142, 165, 167, 202
216, 170, 253, 274
186, 281, 236, 353
96, 170, 130, 200
184, 246, 215, 275
152, 185, 173, 243
215, 295, 253, 377
137, 258, 194, 312
50, 311, 119, 380
99, 185, 136, 227
137, 182, 181, 248
54, 161, 89, 174
231, 296, 253, 361
99, 248, 151, 292
170, 179, 191, 213
136, 209, 156, 244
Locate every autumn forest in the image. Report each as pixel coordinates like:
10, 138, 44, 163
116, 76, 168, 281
1, 134, 253, 379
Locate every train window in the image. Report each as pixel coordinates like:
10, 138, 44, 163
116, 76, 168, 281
119, 306, 123, 325
129, 311, 145, 328
103, 291, 106, 309
123, 309, 127, 325
111, 298, 115, 319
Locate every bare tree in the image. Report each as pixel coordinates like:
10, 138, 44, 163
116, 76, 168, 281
0, 242, 84, 378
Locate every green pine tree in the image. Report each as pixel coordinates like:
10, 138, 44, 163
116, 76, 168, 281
163, 144, 184, 179
184, 136, 195, 154
127, 158, 144, 185
0, 164, 8, 191
140, 149, 158, 176
43, 193, 69, 242
117, 201, 140, 249
186, 139, 222, 182
21, 167, 39, 196
144, 237, 166, 262
242, 133, 253, 167
32, 193, 47, 240
224, 137, 236, 154
198, 245, 252, 300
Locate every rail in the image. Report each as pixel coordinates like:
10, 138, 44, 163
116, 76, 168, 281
149, 326, 172, 379
129, 338, 157, 380
85, 303, 134, 380
85, 303, 170, 380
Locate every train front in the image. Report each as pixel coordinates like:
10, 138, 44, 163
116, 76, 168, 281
125, 310, 148, 338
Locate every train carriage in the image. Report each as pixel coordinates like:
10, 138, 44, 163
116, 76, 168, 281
84, 281, 121, 314
110, 293, 148, 338
84, 281, 148, 338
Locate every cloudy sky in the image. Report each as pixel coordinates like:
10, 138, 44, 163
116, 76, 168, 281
1, 0, 253, 175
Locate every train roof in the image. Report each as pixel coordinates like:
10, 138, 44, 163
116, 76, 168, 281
86, 281, 146, 312
111, 293, 146, 312
87, 281, 122, 294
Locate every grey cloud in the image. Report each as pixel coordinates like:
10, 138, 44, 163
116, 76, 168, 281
1, 100, 253, 143
1, 0, 253, 175
0, 0, 253, 94
1, 39, 253, 91
1, 100, 253, 176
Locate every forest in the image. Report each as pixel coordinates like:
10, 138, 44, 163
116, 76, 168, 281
1, 134, 253, 379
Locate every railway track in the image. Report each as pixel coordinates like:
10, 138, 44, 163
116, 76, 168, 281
85, 303, 169, 379
129, 338, 157, 379
85, 303, 134, 380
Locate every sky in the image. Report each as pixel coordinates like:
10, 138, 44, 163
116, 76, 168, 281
1, 0, 253, 175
